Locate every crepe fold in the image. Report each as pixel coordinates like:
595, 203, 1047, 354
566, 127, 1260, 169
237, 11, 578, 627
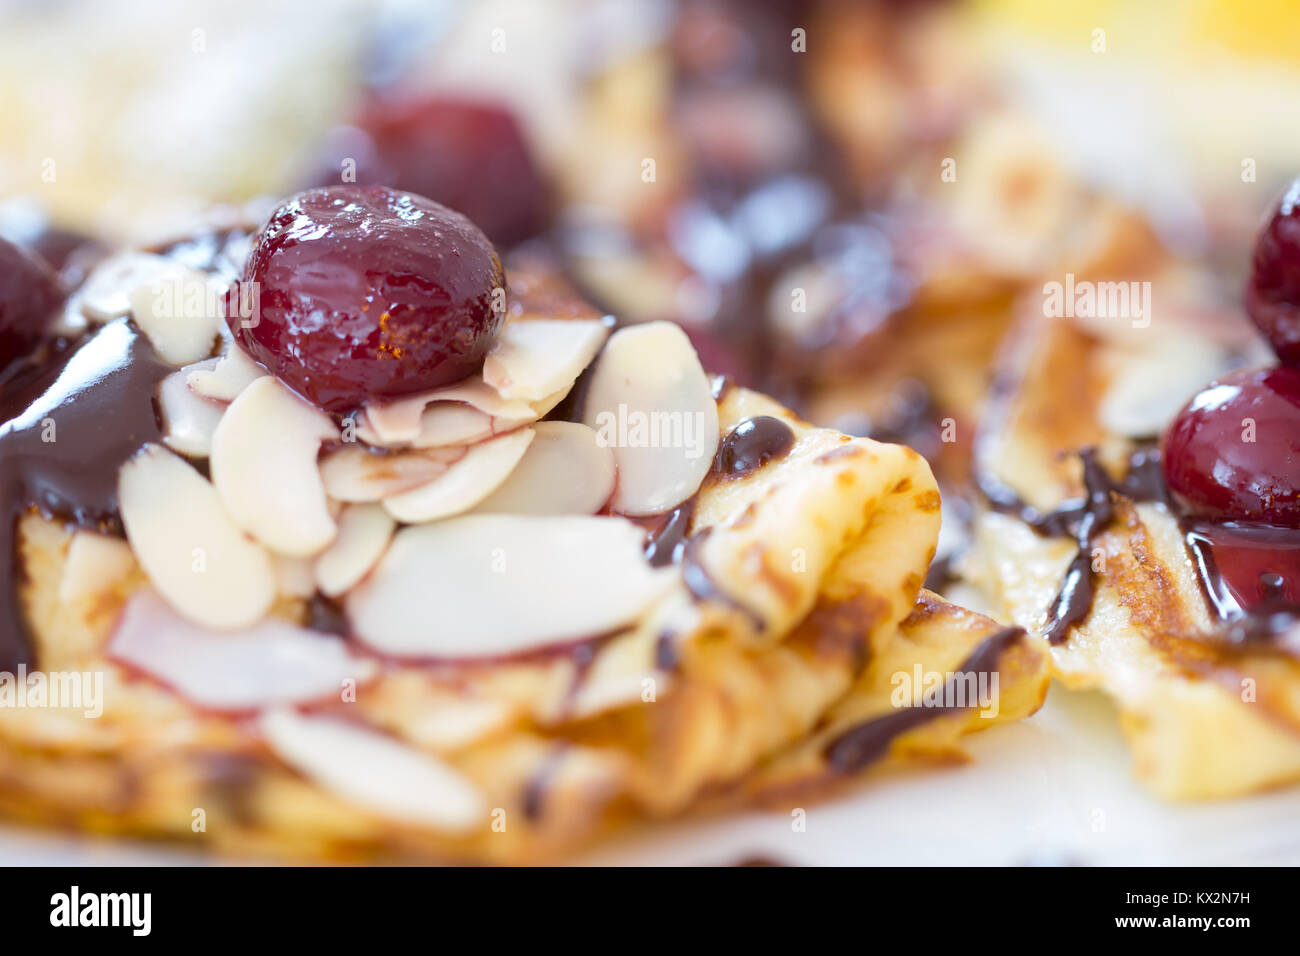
966, 307, 1300, 799
1, 386, 1046, 863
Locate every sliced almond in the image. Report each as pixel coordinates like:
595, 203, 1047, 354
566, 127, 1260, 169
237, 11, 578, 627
188, 340, 265, 401
428, 378, 538, 420
118, 443, 275, 629
408, 404, 496, 448
79, 252, 177, 322
110, 590, 374, 712
472, 421, 615, 515
582, 321, 719, 515
259, 708, 486, 833
210, 376, 339, 557
58, 532, 136, 603
360, 394, 429, 445
315, 504, 396, 597
529, 386, 571, 418
484, 319, 608, 400
347, 514, 675, 658
128, 265, 224, 365
158, 360, 225, 457
361, 379, 537, 447
382, 428, 535, 524
320, 446, 463, 502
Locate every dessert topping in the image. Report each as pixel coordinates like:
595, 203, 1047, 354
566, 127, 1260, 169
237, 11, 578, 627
127, 264, 224, 365
0, 236, 64, 368
582, 321, 720, 515
380, 427, 535, 523
1246, 178, 1300, 365
110, 589, 374, 711
259, 706, 485, 832
157, 361, 225, 457
314, 503, 396, 598
230, 185, 505, 412
470, 421, 615, 516
210, 376, 339, 557
346, 515, 674, 658
118, 443, 275, 629
1162, 366, 1300, 527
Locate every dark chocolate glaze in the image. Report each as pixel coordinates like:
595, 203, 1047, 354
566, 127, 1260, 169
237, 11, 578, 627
824, 625, 1025, 774
0, 317, 172, 670
643, 496, 697, 568
305, 593, 350, 637
1042, 450, 1114, 645
521, 745, 569, 822
977, 439, 1300, 656
711, 415, 795, 480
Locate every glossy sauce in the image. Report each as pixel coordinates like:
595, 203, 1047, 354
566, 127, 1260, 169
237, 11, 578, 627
976, 441, 1300, 654
710, 415, 795, 480
0, 318, 172, 670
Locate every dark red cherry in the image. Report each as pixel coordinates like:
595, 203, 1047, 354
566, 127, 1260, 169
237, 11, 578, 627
1162, 366, 1300, 526
1185, 522, 1300, 613
229, 185, 505, 412
0, 237, 64, 368
337, 96, 549, 247
1246, 178, 1300, 364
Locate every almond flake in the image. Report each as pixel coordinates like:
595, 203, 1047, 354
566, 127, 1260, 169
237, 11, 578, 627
118, 443, 275, 629
210, 376, 339, 557
382, 428, 535, 523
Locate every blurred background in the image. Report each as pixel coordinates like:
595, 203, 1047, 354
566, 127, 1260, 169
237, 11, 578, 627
4, 0, 1300, 438
5, 0, 1300, 866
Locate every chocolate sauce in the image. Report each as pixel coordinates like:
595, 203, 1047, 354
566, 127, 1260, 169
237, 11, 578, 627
521, 745, 569, 822
977, 438, 1300, 655
0, 318, 172, 670
824, 626, 1024, 773
710, 415, 795, 480
680, 529, 767, 631
147, 225, 249, 284
643, 496, 697, 568
1042, 451, 1114, 645
639, 416, 796, 605
305, 593, 350, 637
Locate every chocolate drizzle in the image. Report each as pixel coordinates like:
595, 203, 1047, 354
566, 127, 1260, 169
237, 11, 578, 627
977, 438, 1300, 656
710, 415, 795, 481
1042, 451, 1115, 645
643, 496, 697, 568
824, 625, 1024, 773
0, 317, 172, 670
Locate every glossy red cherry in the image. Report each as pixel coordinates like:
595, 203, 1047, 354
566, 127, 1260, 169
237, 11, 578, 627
0, 237, 64, 369
1246, 178, 1300, 364
229, 186, 505, 413
331, 96, 549, 247
1162, 366, 1300, 526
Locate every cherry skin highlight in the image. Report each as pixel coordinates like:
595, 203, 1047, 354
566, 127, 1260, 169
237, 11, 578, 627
229, 185, 505, 412
1162, 366, 1300, 527
1246, 178, 1300, 365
